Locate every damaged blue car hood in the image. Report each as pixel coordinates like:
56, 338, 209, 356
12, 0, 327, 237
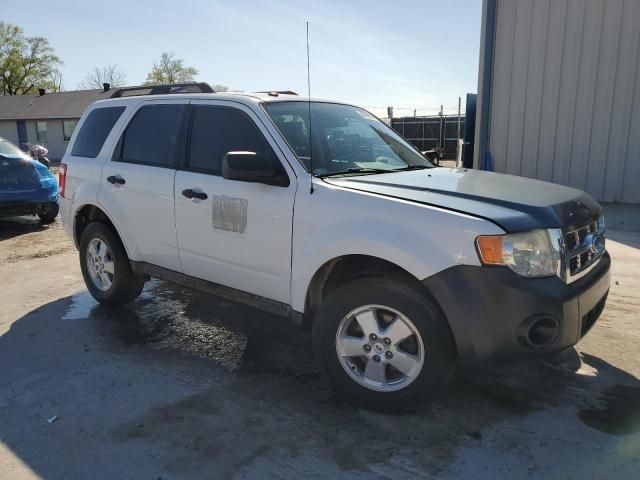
0, 157, 59, 203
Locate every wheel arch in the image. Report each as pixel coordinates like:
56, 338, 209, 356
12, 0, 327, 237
73, 204, 133, 259
301, 254, 452, 339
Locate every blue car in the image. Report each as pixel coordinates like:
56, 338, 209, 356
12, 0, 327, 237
0, 136, 59, 223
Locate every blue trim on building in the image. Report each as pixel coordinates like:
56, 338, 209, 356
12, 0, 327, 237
477, 0, 497, 170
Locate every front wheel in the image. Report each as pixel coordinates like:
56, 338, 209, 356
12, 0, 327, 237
79, 222, 145, 306
312, 278, 456, 412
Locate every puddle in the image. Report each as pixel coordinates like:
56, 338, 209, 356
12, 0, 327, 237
578, 384, 640, 435
62, 279, 640, 435
62, 290, 97, 320
84, 280, 314, 376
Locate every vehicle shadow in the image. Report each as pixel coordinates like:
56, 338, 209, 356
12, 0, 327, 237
0, 216, 53, 241
1, 281, 639, 479
607, 228, 640, 250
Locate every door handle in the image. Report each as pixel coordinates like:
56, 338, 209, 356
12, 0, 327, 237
182, 188, 208, 200
107, 175, 126, 185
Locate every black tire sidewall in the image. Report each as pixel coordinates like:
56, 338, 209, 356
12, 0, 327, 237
312, 278, 456, 412
79, 222, 142, 305
38, 202, 59, 223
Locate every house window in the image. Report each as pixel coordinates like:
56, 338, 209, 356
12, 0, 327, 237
36, 121, 48, 143
63, 119, 78, 142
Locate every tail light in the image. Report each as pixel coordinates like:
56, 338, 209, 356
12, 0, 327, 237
59, 163, 67, 198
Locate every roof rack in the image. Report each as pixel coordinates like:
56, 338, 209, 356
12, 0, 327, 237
110, 82, 214, 98
255, 90, 299, 97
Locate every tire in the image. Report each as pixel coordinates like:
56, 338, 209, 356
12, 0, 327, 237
79, 222, 145, 306
38, 202, 59, 224
312, 278, 456, 412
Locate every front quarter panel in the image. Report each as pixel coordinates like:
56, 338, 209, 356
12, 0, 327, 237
290, 179, 505, 312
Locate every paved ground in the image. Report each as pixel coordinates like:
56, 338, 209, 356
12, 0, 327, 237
0, 213, 639, 480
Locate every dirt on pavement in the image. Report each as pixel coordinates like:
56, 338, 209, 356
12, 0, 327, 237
0, 214, 639, 479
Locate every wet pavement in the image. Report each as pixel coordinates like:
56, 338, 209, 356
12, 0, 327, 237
1, 215, 639, 479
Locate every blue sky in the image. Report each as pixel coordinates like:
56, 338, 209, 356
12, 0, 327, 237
3, 0, 482, 117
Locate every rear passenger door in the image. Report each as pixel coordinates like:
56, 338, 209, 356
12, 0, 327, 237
98, 100, 185, 272
174, 101, 296, 304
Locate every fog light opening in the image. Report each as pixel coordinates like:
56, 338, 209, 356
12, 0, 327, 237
518, 316, 560, 350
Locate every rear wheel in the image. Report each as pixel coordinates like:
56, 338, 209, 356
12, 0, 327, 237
38, 202, 59, 224
312, 278, 456, 412
79, 222, 145, 305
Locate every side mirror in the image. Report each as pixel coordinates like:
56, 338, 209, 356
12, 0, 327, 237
221, 151, 289, 187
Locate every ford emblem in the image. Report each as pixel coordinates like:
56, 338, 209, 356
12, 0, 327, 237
583, 233, 605, 255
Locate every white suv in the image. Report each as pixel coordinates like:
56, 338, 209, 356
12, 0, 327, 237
60, 83, 610, 411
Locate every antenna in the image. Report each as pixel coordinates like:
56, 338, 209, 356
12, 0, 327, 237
306, 21, 314, 194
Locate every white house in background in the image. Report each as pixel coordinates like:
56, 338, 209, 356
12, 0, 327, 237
0, 84, 115, 162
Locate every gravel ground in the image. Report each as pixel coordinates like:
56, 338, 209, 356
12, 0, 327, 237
0, 213, 639, 480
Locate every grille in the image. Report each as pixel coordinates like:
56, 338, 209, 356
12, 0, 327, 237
564, 214, 605, 282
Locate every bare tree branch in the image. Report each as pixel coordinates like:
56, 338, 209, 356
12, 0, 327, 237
78, 64, 127, 90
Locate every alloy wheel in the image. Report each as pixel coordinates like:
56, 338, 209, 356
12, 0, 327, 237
86, 238, 115, 292
335, 304, 425, 392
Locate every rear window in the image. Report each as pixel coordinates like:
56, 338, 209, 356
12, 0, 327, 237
0, 159, 39, 186
118, 105, 183, 168
0, 137, 29, 159
71, 107, 125, 158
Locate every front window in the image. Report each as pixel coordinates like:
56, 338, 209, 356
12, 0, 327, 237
188, 105, 281, 176
36, 121, 48, 143
264, 102, 433, 176
63, 119, 78, 142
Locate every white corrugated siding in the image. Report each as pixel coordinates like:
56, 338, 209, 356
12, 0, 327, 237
484, 0, 640, 203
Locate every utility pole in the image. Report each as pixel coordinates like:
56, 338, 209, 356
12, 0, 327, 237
439, 104, 444, 149
456, 96, 463, 167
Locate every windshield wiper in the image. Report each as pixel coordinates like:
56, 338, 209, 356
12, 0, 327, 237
316, 167, 394, 178
393, 164, 433, 171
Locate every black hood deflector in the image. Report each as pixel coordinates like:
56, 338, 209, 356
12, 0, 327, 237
323, 168, 600, 232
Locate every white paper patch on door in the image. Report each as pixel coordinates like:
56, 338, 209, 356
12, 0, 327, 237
212, 195, 248, 233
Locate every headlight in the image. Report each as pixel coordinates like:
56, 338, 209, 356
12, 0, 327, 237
476, 229, 563, 278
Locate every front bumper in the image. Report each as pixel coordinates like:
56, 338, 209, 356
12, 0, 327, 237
423, 251, 611, 370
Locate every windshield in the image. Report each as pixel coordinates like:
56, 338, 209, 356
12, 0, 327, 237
264, 102, 433, 177
0, 137, 29, 160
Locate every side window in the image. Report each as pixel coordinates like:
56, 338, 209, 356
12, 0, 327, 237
188, 106, 283, 176
119, 105, 183, 168
71, 107, 125, 158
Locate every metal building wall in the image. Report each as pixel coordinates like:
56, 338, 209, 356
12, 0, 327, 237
476, 0, 640, 203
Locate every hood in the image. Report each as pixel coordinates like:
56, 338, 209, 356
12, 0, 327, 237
323, 168, 600, 232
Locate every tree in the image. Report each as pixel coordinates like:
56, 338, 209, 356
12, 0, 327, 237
144, 52, 198, 85
0, 21, 62, 95
43, 69, 64, 92
78, 64, 127, 90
